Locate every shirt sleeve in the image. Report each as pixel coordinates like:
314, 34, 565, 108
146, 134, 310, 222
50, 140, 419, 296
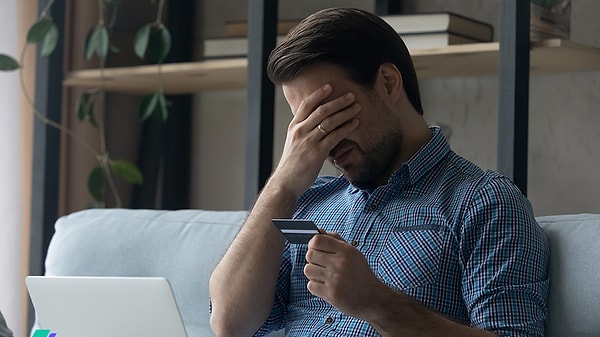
253, 244, 292, 337
460, 175, 550, 337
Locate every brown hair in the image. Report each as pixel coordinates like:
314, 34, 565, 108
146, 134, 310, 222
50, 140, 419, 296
267, 7, 424, 115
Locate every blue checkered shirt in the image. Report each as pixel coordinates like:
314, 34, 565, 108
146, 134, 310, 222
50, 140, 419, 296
256, 127, 549, 337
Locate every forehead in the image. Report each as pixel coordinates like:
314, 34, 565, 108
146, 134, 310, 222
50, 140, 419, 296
281, 62, 358, 108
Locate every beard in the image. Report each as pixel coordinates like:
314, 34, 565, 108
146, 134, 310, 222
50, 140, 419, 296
332, 129, 403, 190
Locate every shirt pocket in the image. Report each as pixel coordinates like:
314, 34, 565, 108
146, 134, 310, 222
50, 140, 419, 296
377, 224, 448, 290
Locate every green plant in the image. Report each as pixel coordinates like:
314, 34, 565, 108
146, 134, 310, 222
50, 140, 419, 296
0, 0, 171, 207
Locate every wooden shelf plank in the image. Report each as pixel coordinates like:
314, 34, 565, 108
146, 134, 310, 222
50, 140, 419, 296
63, 39, 600, 94
412, 41, 500, 79
530, 39, 600, 74
63, 58, 248, 95
415, 39, 600, 79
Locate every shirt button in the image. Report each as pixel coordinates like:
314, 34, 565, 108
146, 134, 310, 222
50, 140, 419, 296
325, 316, 335, 324
350, 240, 359, 247
369, 203, 378, 211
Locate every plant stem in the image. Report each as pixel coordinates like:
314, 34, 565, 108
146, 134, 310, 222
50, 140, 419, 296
157, 64, 165, 95
39, 0, 57, 17
97, 0, 105, 25
100, 152, 122, 208
155, 0, 166, 25
155, 0, 166, 96
95, 0, 122, 208
19, 44, 99, 158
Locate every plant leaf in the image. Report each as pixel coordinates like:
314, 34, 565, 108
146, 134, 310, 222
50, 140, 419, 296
110, 160, 143, 185
87, 200, 104, 209
85, 25, 110, 60
157, 93, 168, 122
27, 17, 54, 43
83, 29, 93, 59
147, 26, 171, 64
110, 44, 120, 54
138, 93, 158, 121
40, 22, 59, 57
134, 24, 151, 59
96, 26, 110, 59
88, 166, 105, 201
76, 92, 90, 121
75, 91, 98, 127
0, 54, 20, 71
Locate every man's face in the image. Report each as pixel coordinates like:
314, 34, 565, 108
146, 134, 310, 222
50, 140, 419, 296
282, 62, 404, 190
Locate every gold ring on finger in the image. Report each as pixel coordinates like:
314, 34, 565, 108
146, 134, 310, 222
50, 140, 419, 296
317, 124, 329, 135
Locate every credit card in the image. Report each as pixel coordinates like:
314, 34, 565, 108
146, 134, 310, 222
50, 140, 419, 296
272, 219, 320, 244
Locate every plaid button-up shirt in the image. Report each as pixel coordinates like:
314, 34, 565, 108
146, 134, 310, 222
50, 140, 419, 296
257, 127, 549, 337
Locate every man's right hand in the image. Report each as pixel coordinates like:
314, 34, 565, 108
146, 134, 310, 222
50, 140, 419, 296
272, 83, 361, 198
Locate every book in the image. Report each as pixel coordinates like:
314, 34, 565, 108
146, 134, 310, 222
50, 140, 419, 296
224, 12, 493, 42
203, 36, 286, 59
530, 0, 571, 40
400, 32, 482, 51
202, 32, 481, 59
379, 12, 493, 42
225, 19, 300, 37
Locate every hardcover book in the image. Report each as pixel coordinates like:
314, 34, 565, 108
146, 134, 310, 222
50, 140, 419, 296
225, 19, 300, 37
379, 12, 493, 42
203, 32, 482, 59
223, 12, 493, 42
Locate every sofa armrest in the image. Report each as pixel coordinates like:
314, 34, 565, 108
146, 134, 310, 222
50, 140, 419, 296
536, 213, 600, 337
44, 208, 248, 337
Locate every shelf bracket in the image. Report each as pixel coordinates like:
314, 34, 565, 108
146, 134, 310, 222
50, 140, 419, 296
498, 0, 530, 195
28, 0, 65, 327
244, 0, 278, 207
375, 0, 402, 15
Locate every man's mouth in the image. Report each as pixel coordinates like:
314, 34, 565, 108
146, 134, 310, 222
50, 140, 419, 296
330, 144, 353, 167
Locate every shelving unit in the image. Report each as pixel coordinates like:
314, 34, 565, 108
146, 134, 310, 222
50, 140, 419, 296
28, 1, 600, 301
62, 39, 600, 94
61, 33, 600, 206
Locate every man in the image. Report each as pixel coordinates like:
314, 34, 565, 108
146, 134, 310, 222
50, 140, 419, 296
209, 7, 549, 337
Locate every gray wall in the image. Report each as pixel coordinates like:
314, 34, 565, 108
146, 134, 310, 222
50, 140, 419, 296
190, 0, 600, 216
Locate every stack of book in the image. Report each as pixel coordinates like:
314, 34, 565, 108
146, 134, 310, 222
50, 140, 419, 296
530, 0, 571, 40
380, 12, 493, 51
203, 12, 493, 59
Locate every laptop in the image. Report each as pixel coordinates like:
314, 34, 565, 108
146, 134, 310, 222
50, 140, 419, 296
25, 276, 188, 337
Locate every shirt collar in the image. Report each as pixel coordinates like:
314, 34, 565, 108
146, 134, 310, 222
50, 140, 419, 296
347, 126, 450, 192
398, 126, 450, 186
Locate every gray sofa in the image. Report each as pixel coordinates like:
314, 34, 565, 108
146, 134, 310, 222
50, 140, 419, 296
35, 208, 600, 337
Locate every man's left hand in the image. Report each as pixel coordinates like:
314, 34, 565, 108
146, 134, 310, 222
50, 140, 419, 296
304, 232, 388, 320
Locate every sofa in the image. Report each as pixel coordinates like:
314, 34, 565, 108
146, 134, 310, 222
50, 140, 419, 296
34, 208, 600, 337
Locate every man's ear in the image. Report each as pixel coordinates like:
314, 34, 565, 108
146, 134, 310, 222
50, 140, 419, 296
377, 63, 403, 101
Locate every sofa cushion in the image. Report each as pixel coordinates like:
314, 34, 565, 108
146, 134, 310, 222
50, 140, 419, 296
536, 213, 600, 337
44, 209, 599, 337
44, 208, 248, 337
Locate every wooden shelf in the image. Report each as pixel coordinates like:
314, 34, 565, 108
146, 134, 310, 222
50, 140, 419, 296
63, 39, 600, 94
413, 39, 600, 79
63, 58, 248, 95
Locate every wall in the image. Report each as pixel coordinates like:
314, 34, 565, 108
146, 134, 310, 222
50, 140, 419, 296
191, 0, 371, 210
191, 0, 600, 216
0, 0, 34, 335
0, 0, 22, 332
